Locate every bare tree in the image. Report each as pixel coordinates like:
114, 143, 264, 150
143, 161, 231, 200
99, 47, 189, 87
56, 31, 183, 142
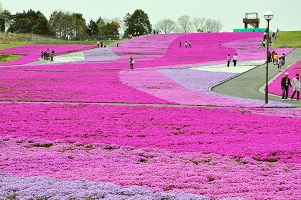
211, 19, 223, 32
177, 15, 192, 33
155, 18, 177, 33
203, 19, 223, 32
193, 17, 206, 32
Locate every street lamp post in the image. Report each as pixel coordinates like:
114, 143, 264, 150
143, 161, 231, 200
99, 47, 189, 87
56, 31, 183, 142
264, 11, 274, 104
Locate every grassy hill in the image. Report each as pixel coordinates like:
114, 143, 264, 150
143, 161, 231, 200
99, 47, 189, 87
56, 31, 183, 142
273, 31, 301, 48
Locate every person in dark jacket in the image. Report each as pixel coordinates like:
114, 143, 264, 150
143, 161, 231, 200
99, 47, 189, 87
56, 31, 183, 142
281, 72, 292, 100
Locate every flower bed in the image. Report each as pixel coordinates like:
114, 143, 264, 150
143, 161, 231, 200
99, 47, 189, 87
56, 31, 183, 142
0, 44, 94, 66
0, 70, 171, 104
1, 133, 301, 200
269, 60, 301, 97
0, 33, 300, 200
1, 103, 301, 163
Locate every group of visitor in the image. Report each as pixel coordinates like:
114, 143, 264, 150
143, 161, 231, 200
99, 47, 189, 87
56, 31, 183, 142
96, 41, 106, 48
226, 54, 238, 67
269, 51, 286, 72
281, 72, 300, 101
179, 41, 192, 48
41, 49, 55, 61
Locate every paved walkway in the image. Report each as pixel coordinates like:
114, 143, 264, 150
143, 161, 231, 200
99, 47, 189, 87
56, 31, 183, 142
212, 48, 301, 108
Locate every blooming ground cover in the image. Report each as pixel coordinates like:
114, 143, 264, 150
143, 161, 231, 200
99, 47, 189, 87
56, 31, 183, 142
269, 60, 301, 98
0, 33, 300, 200
0, 44, 94, 66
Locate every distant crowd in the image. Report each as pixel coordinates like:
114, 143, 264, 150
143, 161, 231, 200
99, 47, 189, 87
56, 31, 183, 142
41, 49, 55, 61
96, 41, 107, 48
269, 51, 286, 72
179, 41, 192, 48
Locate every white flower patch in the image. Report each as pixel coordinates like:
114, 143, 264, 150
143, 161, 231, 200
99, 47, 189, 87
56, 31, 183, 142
191, 60, 265, 74
52, 52, 85, 63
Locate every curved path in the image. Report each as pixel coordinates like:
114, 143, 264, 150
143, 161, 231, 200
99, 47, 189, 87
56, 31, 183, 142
212, 48, 301, 108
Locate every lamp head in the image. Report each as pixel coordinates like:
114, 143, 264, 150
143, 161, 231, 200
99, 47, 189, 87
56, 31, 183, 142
264, 11, 274, 21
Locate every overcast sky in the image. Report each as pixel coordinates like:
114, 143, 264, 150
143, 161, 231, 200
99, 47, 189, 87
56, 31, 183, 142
1, 0, 300, 32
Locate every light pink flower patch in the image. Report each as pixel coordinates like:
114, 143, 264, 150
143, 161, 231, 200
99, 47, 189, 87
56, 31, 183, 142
1, 137, 301, 200
119, 69, 256, 107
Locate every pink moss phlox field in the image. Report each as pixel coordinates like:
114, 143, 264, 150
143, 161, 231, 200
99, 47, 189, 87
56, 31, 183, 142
1, 137, 301, 200
1, 103, 301, 163
1, 33, 300, 200
110, 34, 181, 62
269, 60, 301, 97
111, 32, 293, 67
0, 44, 94, 66
223, 38, 293, 62
0, 70, 171, 104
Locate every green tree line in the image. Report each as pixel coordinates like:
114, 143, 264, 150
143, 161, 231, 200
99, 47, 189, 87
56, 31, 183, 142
0, 6, 153, 40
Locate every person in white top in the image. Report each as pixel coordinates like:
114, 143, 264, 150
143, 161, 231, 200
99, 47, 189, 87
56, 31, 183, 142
291, 73, 300, 100
233, 54, 238, 66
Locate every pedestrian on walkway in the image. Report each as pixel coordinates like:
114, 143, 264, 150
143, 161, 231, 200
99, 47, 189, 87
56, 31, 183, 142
268, 51, 272, 63
291, 73, 300, 100
227, 54, 231, 67
179, 41, 182, 48
129, 56, 134, 70
281, 53, 286, 65
278, 57, 284, 72
273, 52, 278, 65
281, 72, 292, 100
233, 54, 238, 66
50, 50, 55, 61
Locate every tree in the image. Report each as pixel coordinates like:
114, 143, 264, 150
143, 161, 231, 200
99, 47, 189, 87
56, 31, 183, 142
203, 19, 223, 32
155, 18, 177, 33
193, 17, 206, 33
124, 9, 152, 36
33, 14, 53, 35
112, 17, 124, 37
0, 10, 13, 32
177, 15, 192, 33
7, 9, 52, 35
87, 20, 98, 36
50, 11, 79, 39
72, 13, 88, 38
0, 4, 4, 32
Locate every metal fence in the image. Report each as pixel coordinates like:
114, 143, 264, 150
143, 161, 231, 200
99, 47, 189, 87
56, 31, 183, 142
0, 33, 121, 44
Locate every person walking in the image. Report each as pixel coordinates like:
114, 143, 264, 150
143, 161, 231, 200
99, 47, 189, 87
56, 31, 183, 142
233, 54, 238, 66
227, 54, 231, 67
291, 73, 300, 100
179, 41, 182, 48
129, 57, 134, 70
273, 52, 278, 65
278, 57, 284, 72
268, 51, 272, 63
50, 50, 55, 61
281, 53, 286, 65
281, 72, 292, 100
